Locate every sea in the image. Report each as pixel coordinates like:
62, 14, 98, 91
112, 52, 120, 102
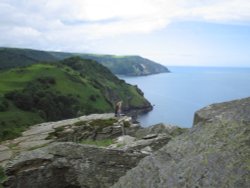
118, 66, 250, 128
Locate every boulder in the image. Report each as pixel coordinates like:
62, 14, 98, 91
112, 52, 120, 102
3, 142, 147, 188
135, 123, 187, 139
194, 97, 250, 126
114, 135, 136, 145
112, 97, 250, 188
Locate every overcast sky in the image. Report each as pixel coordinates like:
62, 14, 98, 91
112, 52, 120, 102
1, 0, 250, 67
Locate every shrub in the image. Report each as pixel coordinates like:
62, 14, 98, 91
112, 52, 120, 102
0, 98, 8, 112
0, 166, 6, 183
4, 78, 81, 121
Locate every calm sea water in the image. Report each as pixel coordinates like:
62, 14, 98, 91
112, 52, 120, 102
119, 66, 250, 128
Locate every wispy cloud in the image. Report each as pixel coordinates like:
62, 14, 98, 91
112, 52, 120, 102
0, 0, 250, 50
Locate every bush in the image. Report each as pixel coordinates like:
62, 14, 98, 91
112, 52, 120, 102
4, 78, 81, 121
0, 129, 22, 141
89, 95, 97, 102
0, 98, 8, 112
37, 76, 56, 85
0, 166, 6, 183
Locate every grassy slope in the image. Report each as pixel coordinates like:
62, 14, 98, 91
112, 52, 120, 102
0, 63, 109, 141
61, 57, 149, 108
0, 57, 151, 141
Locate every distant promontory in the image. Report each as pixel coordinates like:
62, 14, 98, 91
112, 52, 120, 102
0, 47, 169, 76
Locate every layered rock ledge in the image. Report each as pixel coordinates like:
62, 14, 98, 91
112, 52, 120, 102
1, 113, 184, 188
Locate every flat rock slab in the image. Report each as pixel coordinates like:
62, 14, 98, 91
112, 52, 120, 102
0, 145, 12, 162
0, 113, 115, 167
18, 140, 53, 151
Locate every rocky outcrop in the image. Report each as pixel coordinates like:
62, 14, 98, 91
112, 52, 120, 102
1, 113, 184, 188
194, 97, 250, 126
3, 97, 249, 188
112, 97, 250, 188
0, 113, 115, 167
3, 142, 148, 188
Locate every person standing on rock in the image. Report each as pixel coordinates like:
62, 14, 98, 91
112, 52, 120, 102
115, 100, 123, 117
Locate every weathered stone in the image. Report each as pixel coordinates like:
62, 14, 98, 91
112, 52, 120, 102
3, 142, 147, 188
194, 97, 250, 127
17, 140, 52, 151
135, 123, 186, 139
4, 97, 250, 188
121, 134, 172, 152
112, 98, 250, 188
115, 135, 136, 145
0, 146, 12, 163
0, 113, 118, 166
142, 134, 158, 139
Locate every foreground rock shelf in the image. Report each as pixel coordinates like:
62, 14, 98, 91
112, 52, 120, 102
1, 97, 250, 188
0, 113, 115, 167
1, 113, 184, 188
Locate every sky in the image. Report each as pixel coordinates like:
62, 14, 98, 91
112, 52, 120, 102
0, 0, 250, 67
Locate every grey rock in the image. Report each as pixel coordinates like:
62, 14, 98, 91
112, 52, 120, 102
142, 134, 158, 139
3, 142, 147, 188
17, 140, 52, 150
135, 123, 187, 139
0, 146, 12, 163
121, 134, 172, 152
114, 135, 136, 145
112, 97, 250, 188
0, 113, 116, 167
194, 97, 250, 126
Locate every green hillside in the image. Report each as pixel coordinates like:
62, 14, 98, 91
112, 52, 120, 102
0, 57, 152, 141
0, 47, 56, 69
0, 47, 169, 76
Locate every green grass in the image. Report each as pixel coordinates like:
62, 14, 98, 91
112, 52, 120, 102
0, 63, 111, 141
80, 139, 114, 147
0, 102, 43, 141
89, 118, 117, 127
0, 166, 6, 186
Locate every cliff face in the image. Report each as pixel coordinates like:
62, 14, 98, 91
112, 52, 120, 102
112, 97, 250, 188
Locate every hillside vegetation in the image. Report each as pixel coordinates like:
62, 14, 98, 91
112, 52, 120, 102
0, 47, 57, 69
51, 52, 170, 76
0, 47, 169, 76
0, 57, 152, 141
